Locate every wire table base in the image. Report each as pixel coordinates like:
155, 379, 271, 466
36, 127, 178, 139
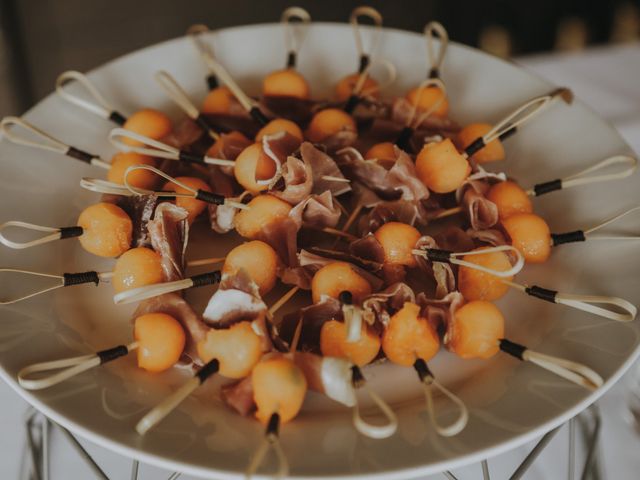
19, 406, 602, 480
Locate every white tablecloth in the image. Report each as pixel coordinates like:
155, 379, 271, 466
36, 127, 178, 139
2, 43, 640, 480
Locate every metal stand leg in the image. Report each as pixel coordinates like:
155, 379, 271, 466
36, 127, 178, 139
58, 426, 110, 480
509, 426, 561, 480
481, 459, 491, 480
130, 460, 139, 480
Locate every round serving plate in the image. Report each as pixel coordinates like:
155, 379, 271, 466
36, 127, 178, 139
0, 21, 638, 480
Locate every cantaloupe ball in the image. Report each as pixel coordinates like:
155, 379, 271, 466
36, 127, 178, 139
458, 247, 513, 301
382, 302, 439, 366
222, 241, 279, 296
415, 138, 471, 193
107, 152, 157, 190
320, 320, 380, 367
502, 213, 551, 264
234, 195, 292, 240
449, 301, 504, 359
374, 222, 421, 267
77, 203, 132, 258
311, 262, 372, 304
122, 109, 173, 146
207, 130, 251, 158
406, 85, 449, 118
134, 313, 186, 373
364, 142, 397, 164
163, 176, 211, 224
486, 181, 533, 221
456, 123, 505, 164
201, 86, 235, 114
305, 108, 357, 143
262, 69, 310, 99
252, 356, 307, 424
112, 247, 164, 293
197, 322, 263, 379
255, 118, 304, 142
233, 143, 278, 193
335, 73, 379, 102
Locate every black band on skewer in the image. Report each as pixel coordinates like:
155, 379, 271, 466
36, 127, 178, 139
428, 67, 439, 79
425, 248, 452, 263
339, 291, 353, 305
196, 358, 220, 383
66, 146, 95, 163
190, 271, 222, 288
206, 74, 218, 90
63, 271, 100, 287
395, 126, 414, 151
498, 126, 517, 141
286, 51, 296, 68
525, 285, 558, 303
59, 226, 83, 239
267, 413, 280, 436
351, 365, 365, 388
249, 107, 269, 126
195, 189, 225, 205
97, 345, 129, 364
533, 179, 562, 196
344, 95, 361, 114
178, 150, 205, 164
551, 230, 586, 246
108, 111, 127, 126
194, 114, 215, 135
499, 339, 526, 360
413, 358, 433, 382
358, 54, 370, 74
464, 137, 486, 157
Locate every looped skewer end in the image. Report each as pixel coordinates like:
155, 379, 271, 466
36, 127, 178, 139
413, 245, 525, 278
113, 271, 221, 305
186, 24, 218, 87
281, 6, 311, 69
350, 366, 398, 439
56, 71, 125, 124
414, 359, 468, 437
1, 116, 68, 154
582, 205, 640, 241
349, 6, 383, 72
555, 292, 637, 322
18, 341, 137, 391
245, 413, 289, 480
424, 21, 449, 79
80, 177, 140, 197
0, 221, 82, 249
136, 358, 220, 435
499, 339, 603, 390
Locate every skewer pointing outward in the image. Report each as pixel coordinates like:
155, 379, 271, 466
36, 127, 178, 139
350, 365, 398, 439
55, 71, 127, 126
154, 71, 220, 141
395, 78, 447, 150
109, 128, 234, 167
424, 21, 449, 80
0, 221, 84, 249
186, 24, 219, 90
0, 117, 110, 169
245, 413, 289, 479
281, 6, 311, 68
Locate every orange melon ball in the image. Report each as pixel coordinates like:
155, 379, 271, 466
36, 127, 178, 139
207, 130, 251, 158
233, 143, 278, 193
406, 85, 449, 117
262, 69, 310, 99
163, 176, 211, 224
201, 86, 235, 114
252, 356, 307, 424
222, 241, 279, 296
311, 261, 372, 304
255, 118, 304, 142
107, 152, 157, 189
448, 301, 504, 359
122, 109, 172, 146
197, 322, 263, 379
234, 194, 292, 239
364, 142, 397, 164
415, 138, 471, 193
502, 213, 551, 264
320, 319, 381, 367
112, 247, 164, 293
458, 247, 513, 301
335, 73, 379, 102
382, 302, 439, 366
456, 123, 505, 164
374, 222, 422, 267
134, 313, 186, 373
77, 203, 132, 258
305, 108, 357, 143
486, 181, 533, 221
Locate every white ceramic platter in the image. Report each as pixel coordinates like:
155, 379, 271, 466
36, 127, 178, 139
0, 22, 639, 480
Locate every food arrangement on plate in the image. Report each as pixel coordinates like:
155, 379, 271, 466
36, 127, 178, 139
1, 6, 638, 478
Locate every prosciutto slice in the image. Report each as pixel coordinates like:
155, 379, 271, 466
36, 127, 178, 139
202, 270, 267, 328
148, 203, 189, 282
417, 291, 465, 339
363, 282, 416, 329
221, 376, 255, 416
278, 296, 342, 351
116, 194, 158, 248
271, 156, 313, 205
261, 95, 316, 125
299, 142, 351, 197
414, 236, 456, 299
289, 191, 341, 229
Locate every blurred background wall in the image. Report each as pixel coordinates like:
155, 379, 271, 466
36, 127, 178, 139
0, 0, 639, 117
